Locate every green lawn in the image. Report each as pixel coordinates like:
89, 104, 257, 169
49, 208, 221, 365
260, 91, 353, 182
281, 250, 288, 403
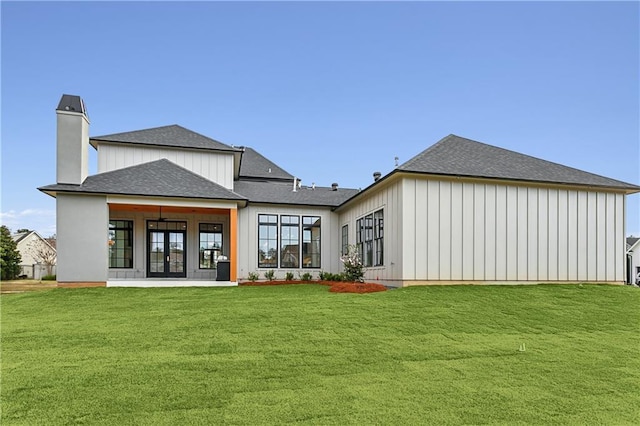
2, 284, 639, 425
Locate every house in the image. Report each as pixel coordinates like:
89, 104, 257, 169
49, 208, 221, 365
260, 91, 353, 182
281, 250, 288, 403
627, 237, 640, 284
39, 94, 640, 287
11, 230, 57, 279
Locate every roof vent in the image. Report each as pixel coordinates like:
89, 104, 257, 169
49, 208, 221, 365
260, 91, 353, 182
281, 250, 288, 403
331, 182, 338, 191
373, 171, 381, 181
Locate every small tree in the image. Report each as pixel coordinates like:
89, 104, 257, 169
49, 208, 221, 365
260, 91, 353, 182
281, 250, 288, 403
340, 244, 364, 282
0, 225, 22, 280
28, 238, 57, 276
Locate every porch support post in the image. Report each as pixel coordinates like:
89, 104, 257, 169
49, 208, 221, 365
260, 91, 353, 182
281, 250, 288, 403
230, 208, 238, 282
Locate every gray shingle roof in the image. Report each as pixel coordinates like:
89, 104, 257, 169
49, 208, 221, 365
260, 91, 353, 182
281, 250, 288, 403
233, 180, 359, 207
398, 134, 640, 191
39, 159, 246, 201
239, 147, 294, 181
90, 125, 239, 152
627, 237, 640, 251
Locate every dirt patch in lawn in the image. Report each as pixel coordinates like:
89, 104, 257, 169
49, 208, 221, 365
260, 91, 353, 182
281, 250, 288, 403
0, 281, 58, 294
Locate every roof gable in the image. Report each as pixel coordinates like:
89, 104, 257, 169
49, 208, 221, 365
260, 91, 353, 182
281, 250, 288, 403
239, 147, 294, 181
39, 159, 246, 201
398, 134, 640, 191
90, 125, 239, 152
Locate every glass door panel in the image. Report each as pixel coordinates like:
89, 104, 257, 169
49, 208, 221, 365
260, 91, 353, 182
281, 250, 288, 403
168, 232, 184, 274
147, 221, 187, 278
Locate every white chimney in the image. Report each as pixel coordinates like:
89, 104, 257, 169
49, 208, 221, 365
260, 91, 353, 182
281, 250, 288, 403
56, 94, 89, 185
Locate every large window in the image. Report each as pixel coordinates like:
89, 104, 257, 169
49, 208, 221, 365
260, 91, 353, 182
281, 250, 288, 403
280, 216, 300, 268
109, 220, 133, 268
341, 225, 349, 256
302, 216, 321, 268
374, 210, 384, 266
258, 215, 278, 268
199, 223, 223, 269
356, 208, 383, 267
257, 214, 322, 269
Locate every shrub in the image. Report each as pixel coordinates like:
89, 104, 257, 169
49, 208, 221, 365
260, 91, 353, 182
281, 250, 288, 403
0, 225, 22, 281
298, 272, 313, 282
247, 272, 259, 282
285, 272, 295, 281
340, 245, 364, 282
264, 270, 276, 281
41, 274, 56, 281
320, 272, 345, 282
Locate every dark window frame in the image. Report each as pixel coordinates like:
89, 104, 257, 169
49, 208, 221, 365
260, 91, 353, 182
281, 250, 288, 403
199, 223, 223, 270
341, 224, 349, 256
280, 215, 300, 268
258, 214, 278, 268
302, 216, 321, 269
109, 219, 133, 269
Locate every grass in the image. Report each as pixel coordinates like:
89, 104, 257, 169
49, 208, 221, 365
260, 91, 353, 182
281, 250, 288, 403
2, 284, 639, 424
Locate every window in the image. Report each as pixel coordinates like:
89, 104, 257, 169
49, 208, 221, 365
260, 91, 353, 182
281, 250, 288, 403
356, 217, 364, 265
341, 225, 349, 256
280, 216, 299, 268
374, 210, 384, 266
356, 208, 384, 267
256, 214, 322, 269
199, 223, 223, 269
258, 215, 278, 268
109, 220, 133, 268
302, 216, 321, 268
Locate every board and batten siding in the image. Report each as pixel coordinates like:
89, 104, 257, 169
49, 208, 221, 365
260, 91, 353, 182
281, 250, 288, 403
401, 177, 626, 283
97, 144, 235, 189
236, 205, 339, 280
338, 180, 403, 284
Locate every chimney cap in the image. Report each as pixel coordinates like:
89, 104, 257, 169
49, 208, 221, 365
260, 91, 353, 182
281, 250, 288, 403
373, 171, 382, 181
331, 182, 338, 191
56, 94, 87, 115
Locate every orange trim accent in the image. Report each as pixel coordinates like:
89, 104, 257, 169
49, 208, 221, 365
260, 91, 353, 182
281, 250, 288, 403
230, 208, 238, 282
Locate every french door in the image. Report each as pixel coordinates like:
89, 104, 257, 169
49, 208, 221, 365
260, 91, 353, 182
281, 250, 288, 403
147, 221, 187, 278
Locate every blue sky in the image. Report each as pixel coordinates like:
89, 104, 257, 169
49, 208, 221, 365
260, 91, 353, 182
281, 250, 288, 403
1, 1, 639, 237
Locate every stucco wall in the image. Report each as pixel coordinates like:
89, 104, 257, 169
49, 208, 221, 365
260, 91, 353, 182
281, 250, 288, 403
400, 176, 626, 283
237, 204, 339, 280
57, 193, 108, 283
97, 144, 235, 189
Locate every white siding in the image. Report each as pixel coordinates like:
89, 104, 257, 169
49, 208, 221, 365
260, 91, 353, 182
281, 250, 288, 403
398, 175, 626, 284
338, 180, 403, 285
237, 204, 339, 280
98, 144, 235, 189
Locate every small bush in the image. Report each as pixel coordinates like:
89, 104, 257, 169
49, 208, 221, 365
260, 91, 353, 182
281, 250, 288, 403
299, 272, 313, 282
41, 275, 57, 281
264, 270, 276, 281
247, 272, 259, 282
285, 272, 295, 281
323, 272, 345, 282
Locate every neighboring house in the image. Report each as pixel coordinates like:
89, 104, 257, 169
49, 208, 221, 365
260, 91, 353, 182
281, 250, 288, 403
39, 95, 640, 287
627, 237, 640, 284
11, 230, 57, 279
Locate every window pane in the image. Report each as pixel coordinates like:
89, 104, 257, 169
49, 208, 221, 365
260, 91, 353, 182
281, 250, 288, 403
302, 216, 321, 268
109, 220, 134, 269
199, 223, 223, 269
281, 216, 299, 268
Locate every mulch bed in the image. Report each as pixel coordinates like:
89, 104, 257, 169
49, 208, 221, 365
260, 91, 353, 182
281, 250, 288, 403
239, 280, 387, 293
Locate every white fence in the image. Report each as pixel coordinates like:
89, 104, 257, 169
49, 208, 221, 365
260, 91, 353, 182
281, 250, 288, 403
18, 264, 56, 280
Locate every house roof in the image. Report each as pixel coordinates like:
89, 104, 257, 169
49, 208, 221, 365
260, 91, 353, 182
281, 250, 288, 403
90, 125, 240, 152
11, 231, 32, 244
233, 180, 359, 207
627, 237, 640, 252
397, 134, 640, 191
239, 147, 294, 181
39, 159, 247, 202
